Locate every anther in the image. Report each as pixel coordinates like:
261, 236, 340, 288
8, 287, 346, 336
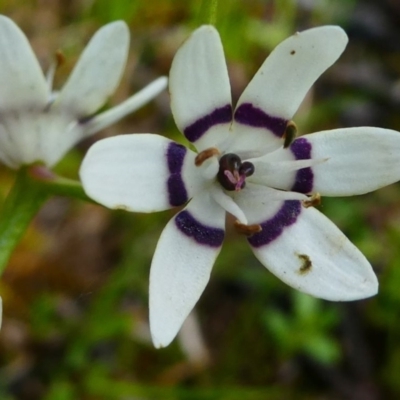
302, 192, 321, 208
283, 120, 297, 148
55, 50, 66, 68
239, 161, 255, 177
195, 147, 220, 166
234, 221, 262, 236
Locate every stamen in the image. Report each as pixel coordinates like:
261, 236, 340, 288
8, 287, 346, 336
55, 50, 66, 68
234, 220, 262, 236
302, 192, 321, 208
283, 120, 297, 148
217, 153, 255, 191
46, 50, 66, 92
239, 162, 255, 177
195, 147, 220, 166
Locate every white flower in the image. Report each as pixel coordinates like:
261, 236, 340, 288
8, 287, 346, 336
80, 25, 400, 348
0, 15, 167, 169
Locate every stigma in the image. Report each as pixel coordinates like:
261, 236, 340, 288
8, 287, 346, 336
217, 153, 255, 191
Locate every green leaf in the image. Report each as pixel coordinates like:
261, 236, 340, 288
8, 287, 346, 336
0, 168, 49, 275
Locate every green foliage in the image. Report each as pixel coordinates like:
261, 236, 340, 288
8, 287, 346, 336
263, 292, 340, 364
0, 168, 48, 274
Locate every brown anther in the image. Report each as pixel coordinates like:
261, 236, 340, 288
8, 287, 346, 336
283, 120, 297, 148
55, 50, 66, 68
195, 147, 220, 166
302, 192, 321, 208
234, 220, 262, 236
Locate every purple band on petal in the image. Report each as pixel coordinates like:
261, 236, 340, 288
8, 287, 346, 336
248, 200, 301, 248
166, 142, 188, 207
290, 138, 313, 194
183, 104, 232, 142
291, 137, 312, 159
175, 210, 224, 247
234, 103, 287, 137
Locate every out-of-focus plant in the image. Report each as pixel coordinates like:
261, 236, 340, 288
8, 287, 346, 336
263, 291, 340, 364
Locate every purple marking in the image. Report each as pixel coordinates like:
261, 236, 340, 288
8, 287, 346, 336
234, 103, 287, 137
183, 104, 232, 142
291, 137, 312, 159
290, 137, 313, 194
175, 210, 224, 247
248, 201, 302, 248
166, 142, 188, 207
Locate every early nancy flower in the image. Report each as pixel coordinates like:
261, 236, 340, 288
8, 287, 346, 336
80, 25, 400, 348
0, 15, 167, 169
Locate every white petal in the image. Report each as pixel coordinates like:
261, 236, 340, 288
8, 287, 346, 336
230, 184, 307, 236
80, 134, 206, 212
82, 77, 168, 137
228, 26, 347, 156
170, 25, 232, 151
150, 192, 225, 348
237, 25, 347, 122
251, 158, 325, 176
247, 202, 378, 301
209, 184, 248, 224
248, 143, 326, 193
0, 15, 48, 109
55, 21, 129, 117
301, 127, 400, 196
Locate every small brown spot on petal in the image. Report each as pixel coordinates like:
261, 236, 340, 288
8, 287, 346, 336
195, 147, 220, 166
298, 254, 312, 274
290, 50, 296, 55
234, 221, 262, 236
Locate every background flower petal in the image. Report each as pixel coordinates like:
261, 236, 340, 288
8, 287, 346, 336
55, 21, 129, 118
149, 193, 225, 348
81, 77, 168, 137
0, 15, 48, 109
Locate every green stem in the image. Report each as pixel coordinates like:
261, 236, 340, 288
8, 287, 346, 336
208, 0, 218, 25
27, 164, 95, 203
0, 166, 95, 276
0, 162, 98, 275
36, 176, 94, 203
0, 168, 49, 275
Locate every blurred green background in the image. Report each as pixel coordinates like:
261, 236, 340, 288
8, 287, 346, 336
1, 0, 400, 399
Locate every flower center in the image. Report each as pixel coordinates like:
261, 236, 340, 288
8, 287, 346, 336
217, 153, 255, 191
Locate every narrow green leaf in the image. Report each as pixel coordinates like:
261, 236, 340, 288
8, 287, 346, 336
0, 168, 48, 275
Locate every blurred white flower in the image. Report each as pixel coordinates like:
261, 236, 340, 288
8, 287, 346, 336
0, 15, 167, 169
